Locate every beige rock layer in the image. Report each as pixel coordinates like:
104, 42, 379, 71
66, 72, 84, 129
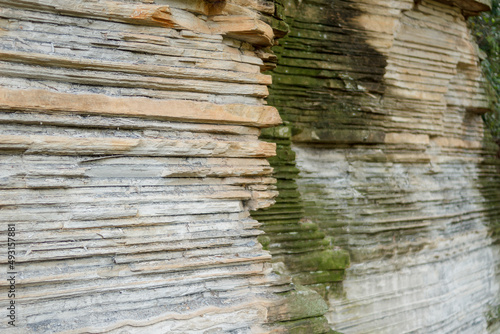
0, 1, 291, 333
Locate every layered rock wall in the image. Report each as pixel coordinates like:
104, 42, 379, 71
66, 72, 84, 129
2, 0, 500, 333
265, 0, 500, 332
0, 1, 298, 333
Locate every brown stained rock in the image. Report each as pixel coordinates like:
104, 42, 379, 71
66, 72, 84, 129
204, 0, 227, 15
209, 14, 275, 46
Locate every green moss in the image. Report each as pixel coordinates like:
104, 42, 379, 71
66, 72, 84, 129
281, 285, 329, 320
258, 235, 271, 251
277, 316, 332, 334
286, 249, 350, 272
293, 270, 346, 285
278, 239, 332, 250
261, 125, 293, 139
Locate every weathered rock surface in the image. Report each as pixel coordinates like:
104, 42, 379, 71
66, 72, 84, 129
265, 0, 500, 333
0, 1, 304, 333
2, 0, 500, 333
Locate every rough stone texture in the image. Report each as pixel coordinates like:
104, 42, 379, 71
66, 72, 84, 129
252, 124, 350, 333
2, 0, 500, 333
0, 1, 303, 333
266, 0, 500, 333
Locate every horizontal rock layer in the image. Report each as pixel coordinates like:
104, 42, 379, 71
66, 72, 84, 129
2, 0, 499, 332
267, 0, 500, 333
252, 125, 351, 333
0, 1, 305, 333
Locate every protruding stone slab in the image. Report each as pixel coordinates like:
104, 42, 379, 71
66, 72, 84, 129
0, 88, 282, 128
436, 0, 491, 15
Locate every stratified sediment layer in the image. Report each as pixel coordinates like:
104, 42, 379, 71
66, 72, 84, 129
0, 1, 300, 333
267, 0, 500, 333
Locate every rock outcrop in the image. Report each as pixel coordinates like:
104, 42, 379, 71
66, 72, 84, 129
0, 1, 298, 333
1, 0, 500, 333
263, 0, 500, 332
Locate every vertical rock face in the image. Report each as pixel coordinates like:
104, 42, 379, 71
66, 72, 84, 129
0, 1, 296, 333
2, 0, 500, 333
267, 0, 500, 333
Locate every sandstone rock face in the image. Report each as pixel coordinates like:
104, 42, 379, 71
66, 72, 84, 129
267, 0, 500, 333
2, 0, 500, 333
0, 1, 297, 333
